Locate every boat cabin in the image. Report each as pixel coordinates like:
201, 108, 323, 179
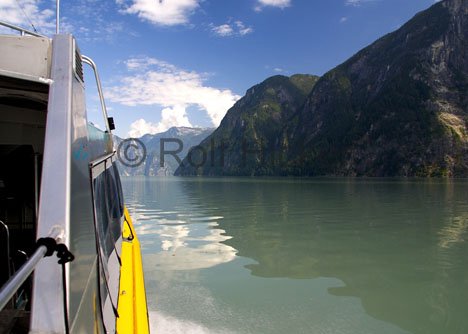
0, 23, 149, 334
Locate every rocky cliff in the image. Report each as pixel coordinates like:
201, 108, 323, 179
175, 75, 319, 175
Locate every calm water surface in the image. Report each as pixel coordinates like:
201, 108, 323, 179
121, 177, 468, 334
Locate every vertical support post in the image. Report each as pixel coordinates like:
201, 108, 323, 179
34, 153, 39, 218
56, 0, 60, 34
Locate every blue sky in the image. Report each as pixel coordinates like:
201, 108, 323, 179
1, 0, 439, 138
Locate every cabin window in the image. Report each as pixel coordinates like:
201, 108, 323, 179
92, 161, 123, 258
93, 173, 112, 258
91, 158, 123, 322
107, 164, 124, 226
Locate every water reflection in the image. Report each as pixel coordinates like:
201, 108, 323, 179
438, 214, 468, 249
122, 177, 236, 272
177, 178, 468, 334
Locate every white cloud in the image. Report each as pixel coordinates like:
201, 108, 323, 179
255, 0, 291, 11
118, 0, 199, 26
64, 1, 138, 43
258, 0, 291, 8
0, 0, 54, 34
128, 106, 192, 137
211, 20, 253, 37
124, 57, 177, 72
340, 16, 348, 23
212, 24, 234, 37
274, 68, 284, 72
0, 0, 128, 42
345, 0, 378, 6
107, 57, 241, 134
128, 119, 158, 138
235, 21, 253, 35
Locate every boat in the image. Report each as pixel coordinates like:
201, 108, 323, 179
0, 16, 150, 334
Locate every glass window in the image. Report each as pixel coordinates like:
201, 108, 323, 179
92, 162, 123, 259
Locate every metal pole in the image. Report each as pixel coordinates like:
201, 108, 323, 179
0, 245, 47, 311
82, 56, 112, 134
56, 0, 60, 34
0, 227, 64, 311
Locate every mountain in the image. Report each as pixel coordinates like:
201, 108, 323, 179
174, 74, 320, 176
114, 127, 214, 176
176, 0, 467, 177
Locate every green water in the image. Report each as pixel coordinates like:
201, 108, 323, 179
122, 177, 468, 334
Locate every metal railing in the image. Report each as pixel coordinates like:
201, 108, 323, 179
81, 55, 112, 135
0, 227, 65, 311
0, 20, 46, 38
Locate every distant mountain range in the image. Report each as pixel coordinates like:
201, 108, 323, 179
176, 0, 467, 177
114, 127, 213, 176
